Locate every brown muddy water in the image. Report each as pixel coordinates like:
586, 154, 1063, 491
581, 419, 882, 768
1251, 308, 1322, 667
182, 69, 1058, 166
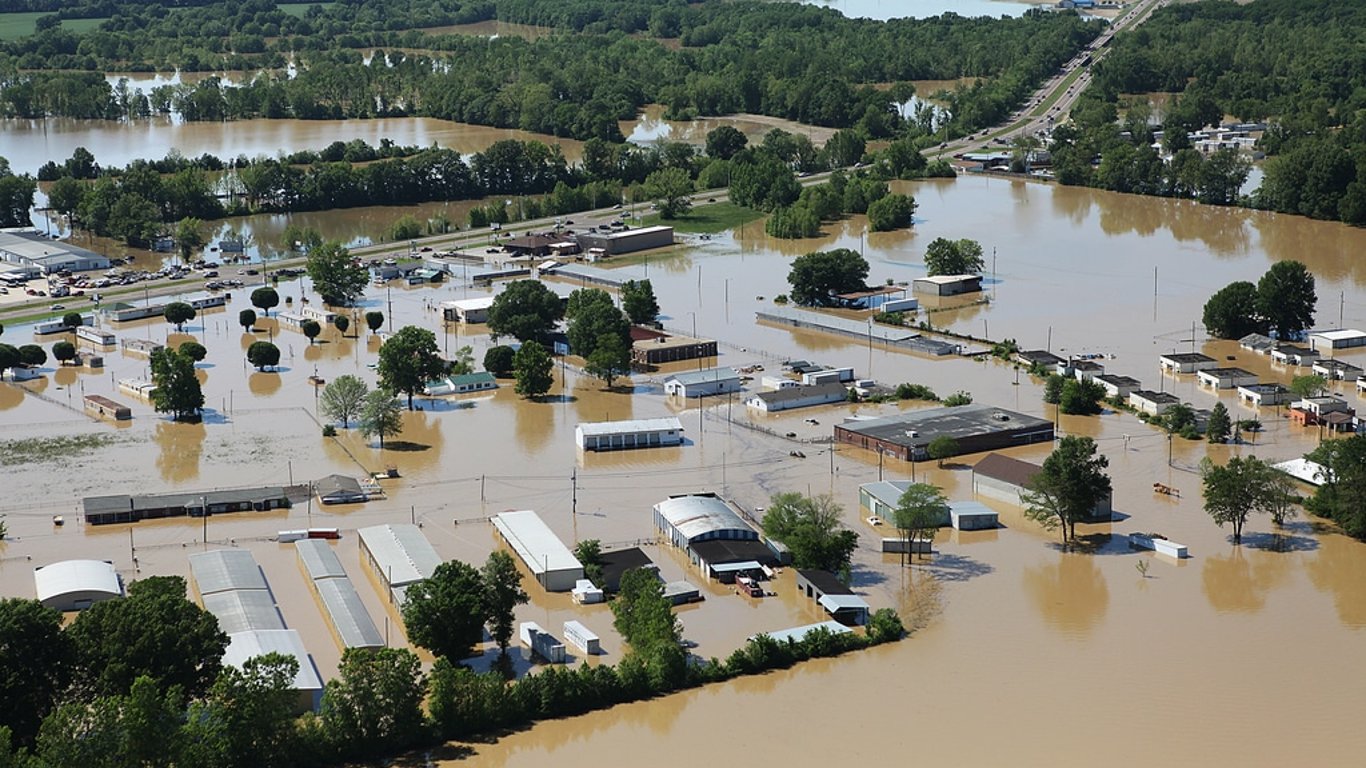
3, 174, 1366, 765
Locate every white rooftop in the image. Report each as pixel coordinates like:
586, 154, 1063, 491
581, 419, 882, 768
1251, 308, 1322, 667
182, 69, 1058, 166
491, 510, 583, 576
202, 589, 286, 634
440, 295, 496, 311
223, 629, 323, 693
313, 578, 384, 649
655, 494, 755, 542
295, 539, 348, 580
818, 593, 871, 613
33, 559, 122, 604
358, 524, 443, 587
1310, 329, 1366, 342
750, 620, 852, 644
599, 225, 673, 239
1273, 458, 1329, 486
915, 274, 979, 284
576, 417, 683, 438
189, 550, 268, 596
665, 367, 740, 386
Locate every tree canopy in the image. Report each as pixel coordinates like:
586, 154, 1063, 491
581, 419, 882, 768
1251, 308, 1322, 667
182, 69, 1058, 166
401, 560, 487, 662
0, 598, 74, 746
514, 341, 554, 399
1202, 281, 1262, 339
761, 492, 859, 577
621, 279, 660, 326
359, 389, 404, 449
1257, 260, 1316, 340
320, 374, 369, 428
892, 483, 948, 565
377, 325, 444, 410
246, 340, 280, 371
1021, 436, 1111, 546
305, 241, 368, 306
787, 248, 869, 306
148, 346, 203, 421
250, 286, 279, 317
487, 280, 564, 344
923, 237, 985, 276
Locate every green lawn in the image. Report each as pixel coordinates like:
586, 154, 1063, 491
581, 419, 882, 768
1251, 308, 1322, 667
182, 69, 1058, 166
277, 2, 335, 18
0, 12, 106, 40
641, 202, 764, 234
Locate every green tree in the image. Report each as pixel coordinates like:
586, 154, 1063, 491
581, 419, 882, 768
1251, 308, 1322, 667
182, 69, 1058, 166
481, 551, 528, 662
643, 167, 693, 218
787, 248, 869, 306
300, 319, 322, 345
189, 653, 301, 768
178, 341, 207, 363
1257, 260, 1317, 340
52, 340, 76, 366
567, 288, 631, 366
513, 341, 554, 399
1290, 373, 1328, 399
585, 333, 632, 389
67, 576, 227, 699
705, 126, 748, 160
1202, 400, 1233, 442
866, 193, 917, 231
251, 286, 279, 317
1022, 436, 1111, 545
401, 560, 487, 661
387, 214, 423, 242
926, 435, 959, 466
923, 237, 985, 276
320, 374, 369, 428
366, 311, 385, 334
173, 217, 205, 264
1043, 374, 1066, 404
941, 390, 973, 407
0, 598, 75, 746
359, 389, 403, 449
163, 301, 196, 332
0, 345, 16, 379
1202, 281, 1263, 339
1059, 378, 1106, 415
305, 241, 368, 306
1305, 435, 1366, 539
246, 341, 280, 371
238, 308, 257, 331
574, 540, 605, 586
892, 483, 948, 565
1200, 455, 1284, 544
620, 279, 660, 326
377, 325, 444, 410
47, 176, 85, 222
17, 344, 46, 368
483, 345, 516, 377
320, 648, 427, 761
149, 346, 203, 421
487, 280, 564, 344
62, 312, 84, 332
282, 224, 322, 254
334, 314, 351, 337
761, 492, 859, 576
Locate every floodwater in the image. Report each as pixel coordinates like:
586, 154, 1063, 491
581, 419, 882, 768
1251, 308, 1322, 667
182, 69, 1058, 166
3, 174, 1366, 764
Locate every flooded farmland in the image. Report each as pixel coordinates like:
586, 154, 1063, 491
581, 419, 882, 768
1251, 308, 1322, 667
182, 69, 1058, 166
3, 173, 1366, 765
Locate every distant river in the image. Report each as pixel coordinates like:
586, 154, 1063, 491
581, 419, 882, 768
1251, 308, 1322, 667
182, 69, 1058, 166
791, 0, 1038, 20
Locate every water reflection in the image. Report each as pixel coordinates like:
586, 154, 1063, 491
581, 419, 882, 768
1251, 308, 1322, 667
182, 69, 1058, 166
154, 419, 205, 483
1023, 553, 1109, 637
248, 371, 283, 397
1306, 532, 1366, 629
1200, 546, 1292, 614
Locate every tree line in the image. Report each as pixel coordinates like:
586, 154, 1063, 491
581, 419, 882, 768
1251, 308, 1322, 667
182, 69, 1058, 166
1054, 0, 1366, 225
1, 0, 1101, 144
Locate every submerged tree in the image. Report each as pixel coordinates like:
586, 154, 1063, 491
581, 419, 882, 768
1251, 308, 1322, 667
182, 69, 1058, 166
892, 483, 948, 565
320, 374, 368, 428
358, 389, 403, 449
1021, 436, 1112, 546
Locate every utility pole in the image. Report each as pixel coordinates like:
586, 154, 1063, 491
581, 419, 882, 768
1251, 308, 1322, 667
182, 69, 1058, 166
571, 467, 577, 517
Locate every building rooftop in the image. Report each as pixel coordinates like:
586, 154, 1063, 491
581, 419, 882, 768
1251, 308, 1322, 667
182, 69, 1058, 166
598, 547, 656, 592
1309, 329, 1366, 342
972, 453, 1041, 488
818, 593, 870, 614
914, 274, 980, 285
577, 417, 683, 438
202, 589, 286, 634
1273, 345, 1315, 355
757, 305, 921, 343
313, 577, 384, 649
1017, 350, 1064, 366
295, 539, 348, 581
358, 524, 443, 587
0, 231, 107, 267
591, 224, 673, 240
189, 550, 268, 596
33, 559, 122, 604
1160, 353, 1216, 364
491, 510, 583, 576
632, 333, 714, 352
1315, 359, 1362, 371
1095, 374, 1141, 387
1131, 390, 1181, 404
750, 620, 852, 644
688, 538, 776, 566
1202, 367, 1255, 377
655, 494, 756, 543
223, 629, 322, 694
751, 382, 847, 405
860, 480, 913, 509
838, 404, 1052, 451
1239, 383, 1288, 394
664, 367, 739, 386
1240, 333, 1275, 349
797, 568, 854, 596
440, 296, 496, 311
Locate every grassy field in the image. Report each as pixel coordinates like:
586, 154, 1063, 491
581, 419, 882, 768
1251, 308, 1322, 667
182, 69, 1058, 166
640, 202, 765, 234
0, 12, 106, 40
277, 2, 335, 18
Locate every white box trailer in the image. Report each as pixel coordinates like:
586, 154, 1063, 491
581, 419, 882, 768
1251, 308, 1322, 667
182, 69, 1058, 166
519, 621, 567, 663
563, 620, 601, 655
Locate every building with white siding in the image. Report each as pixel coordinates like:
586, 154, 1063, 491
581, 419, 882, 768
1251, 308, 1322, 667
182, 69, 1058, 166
575, 417, 683, 451
491, 510, 584, 592
33, 559, 123, 611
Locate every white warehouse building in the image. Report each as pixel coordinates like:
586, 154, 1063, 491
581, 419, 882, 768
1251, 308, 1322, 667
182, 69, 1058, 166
575, 417, 683, 451
33, 559, 123, 611
491, 510, 584, 592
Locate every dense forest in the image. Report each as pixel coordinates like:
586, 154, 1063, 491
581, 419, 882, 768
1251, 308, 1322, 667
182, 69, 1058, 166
0, 0, 1101, 141
1051, 0, 1366, 225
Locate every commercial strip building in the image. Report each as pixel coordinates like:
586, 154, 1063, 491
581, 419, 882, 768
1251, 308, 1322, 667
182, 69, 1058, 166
295, 540, 384, 650
189, 549, 269, 597
223, 630, 324, 713
33, 559, 123, 611
0, 231, 111, 274
1308, 329, 1366, 352
756, 305, 922, 347
83, 394, 132, 421
575, 417, 684, 452
1238, 384, 1292, 407
576, 225, 674, 256
83, 485, 293, 525
1159, 353, 1217, 374
1129, 390, 1181, 416
912, 274, 982, 296
663, 367, 742, 398
1093, 374, 1141, 399
746, 382, 848, 413
630, 330, 718, 365
835, 404, 1054, 463
491, 510, 585, 592
751, 620, 852, 644
1196, 367, 1258, 390
424, 372, 498, 396
358, 524, 443, 605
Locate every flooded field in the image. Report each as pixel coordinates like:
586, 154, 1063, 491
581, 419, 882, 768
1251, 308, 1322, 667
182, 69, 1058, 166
3, 174, 1366, 764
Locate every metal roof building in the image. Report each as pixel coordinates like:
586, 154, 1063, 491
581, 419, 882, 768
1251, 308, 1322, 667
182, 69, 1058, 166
0, 231, 111, 274
663, 367, 742, 398
575, 417, 684, 452
189, 549, 269, 597
491, 510, 584, 592
201, 589, 286, 634
836, 404, 1054, 463
33, 559, 123, 611
294, 539, 384, 650
1309, 329, 1366, 352
749, 620, 852, 644
223, 629, 324, 713
358, 524, 443, 605
653, 494, 759, 550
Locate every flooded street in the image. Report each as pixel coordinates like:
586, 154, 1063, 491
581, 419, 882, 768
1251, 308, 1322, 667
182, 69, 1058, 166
3, 173, 1366, 765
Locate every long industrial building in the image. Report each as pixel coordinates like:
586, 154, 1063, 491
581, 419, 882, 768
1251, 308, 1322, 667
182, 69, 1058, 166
491, 510, 584, 592
358, 524, 443, 605
295, 539, 384, 650
575, 417, 684, 452
653, 493, 776, 580
83, 485, 293, 525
